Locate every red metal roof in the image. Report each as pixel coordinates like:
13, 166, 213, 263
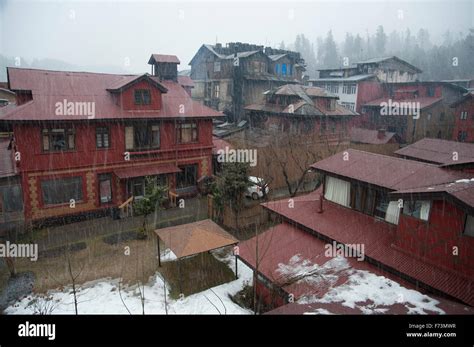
114, 163, 180, 179
148, 54, 180, 64
350, 127, 398, 144
177, 76, 194, 88
395, 138, 474, 166
311, 149, 467, 191
1, 68, 222, 122
259, 191, 474, 306
363, 96, 442, 109
392, 179, 474, 209
212, 136, 233, 155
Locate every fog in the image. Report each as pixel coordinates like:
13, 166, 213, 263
1, 0, 472, 74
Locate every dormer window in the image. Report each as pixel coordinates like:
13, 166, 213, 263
134, 89, 151, 105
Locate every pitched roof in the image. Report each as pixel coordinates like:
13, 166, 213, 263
451, 91, 474, 107
106, 73, 168, 93
148, 54, 180, 64
355, 56, 422, 73
363, 97, 443, 109
395, 138, 474, 166
391, 178, 474, 211
155, 219, 238, 258
310, 74, 376, 82
260, 191, 474, 307
310, 149, 467, 191
1, 67, 222, 122
350, 127, 398, 145
177, 75, 194, 88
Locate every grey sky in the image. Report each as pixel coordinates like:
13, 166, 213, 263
1, 0, 472, 73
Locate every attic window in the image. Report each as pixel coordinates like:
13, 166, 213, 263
134, 89, 151, 105
214, 61, 221, 72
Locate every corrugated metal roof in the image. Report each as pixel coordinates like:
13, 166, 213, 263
363, 96, 443, 109
259, 191, 474, 306
395, 138, 474, 166
114, 163, 181, 179
310, 74, 376, 82
311, 149, 467, 191
1, 68, 222, 121
177, 75, 194, 87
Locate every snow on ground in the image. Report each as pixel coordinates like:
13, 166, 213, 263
278, 254, 445, 315
5, 250, 254, 315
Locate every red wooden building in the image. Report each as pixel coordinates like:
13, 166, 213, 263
0, 54, 222, 226
451, 91, 474, 142
238, 149, 474, 310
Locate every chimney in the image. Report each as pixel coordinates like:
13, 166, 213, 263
377, 128, 386, 139
316, 193, 324, 213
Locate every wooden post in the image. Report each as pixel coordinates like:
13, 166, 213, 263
157, 235, 161, 267
235, 254, 238, 280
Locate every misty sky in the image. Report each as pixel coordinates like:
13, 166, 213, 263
1, 0, 473, 74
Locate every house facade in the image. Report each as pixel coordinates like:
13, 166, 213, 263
0, 54, 222, 227
451, 91, 474, 142
245, 84, 357, 143
361, 82, 467, 143
238, 149, 474, 310
189, 42, 306, 122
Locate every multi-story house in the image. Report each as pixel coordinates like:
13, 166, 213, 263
189, 42, 306, 122
245, 84, 357, 143
0, 54, 222, 228
451, 91, 474, 142
308, 56, 422, 113
238, 149, 474, 312
361, 81, 467, 143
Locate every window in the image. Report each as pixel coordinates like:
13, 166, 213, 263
464, 214, 474, 237
374, 191, 390, 219
460, 111, 468, 120
289, 64, 293, 76
0, 185, 23, 212
350, 84, 356, 94
96, 127, 110, 149
213, 84, 220, 99
324, 176, 350, 207
205, 83, 212, 99
132, 124, 160, 150
341, 102, 355, 111
281, 63, 287, 76
427, 86, 435, 97
439, 112, 445, 121
130, 178, 145, 198
350, 184, 375, 215
403, 200, 430, 221
99, 174, 112, 204
176, 121, 198, 143
385, 201, 401, 225
42, 128, 75, 152
177, 165, 198, 188
275, 64, 280, 75
214, 61, 221, 72
41, 177, 83, 205
134, 89, 151, 105
458, 130, 468, 142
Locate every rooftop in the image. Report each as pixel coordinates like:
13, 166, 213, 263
0, 67, 222, 122
350, 127, 398, 145
395, 138, 474, 166
310, 149, 467, 191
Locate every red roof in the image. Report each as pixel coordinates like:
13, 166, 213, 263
392, 178, 474, 210
363, 97, 443, 109
258, 190, 474, 306
114, 163, 180, 179
395, 138, 474, 166
177, 75, 194, 88
350, 127, 398, 145
311, 149, 467, 191
148, 54, 180, 64
1, 68, 222, 122
212, 136, 233, 155
0, 138, 16, 178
